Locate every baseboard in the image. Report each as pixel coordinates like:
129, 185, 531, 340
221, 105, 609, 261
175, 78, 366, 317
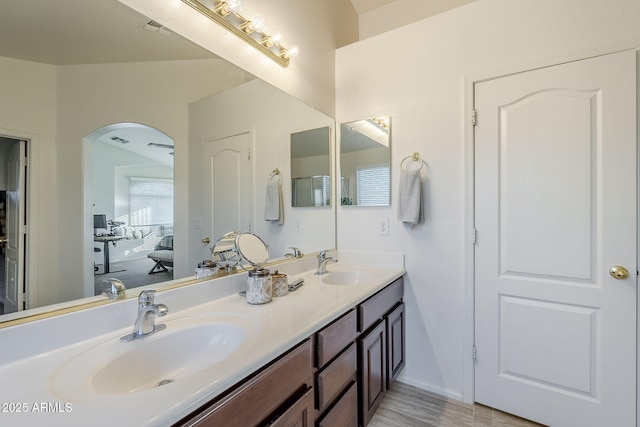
395, 374, 464, 402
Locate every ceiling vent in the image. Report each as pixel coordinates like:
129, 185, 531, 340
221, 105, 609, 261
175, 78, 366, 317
143, 20, 173, 36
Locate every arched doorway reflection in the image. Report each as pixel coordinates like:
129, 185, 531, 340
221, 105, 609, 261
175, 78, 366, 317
84, 123, 174, 295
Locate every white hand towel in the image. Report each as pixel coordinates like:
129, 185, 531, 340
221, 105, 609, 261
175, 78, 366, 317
265, 179, 284, 224
397, 167, 422, 225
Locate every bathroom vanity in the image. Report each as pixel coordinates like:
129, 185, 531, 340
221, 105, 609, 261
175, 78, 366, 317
176, 277, 404, 426
0, 251, 404, 427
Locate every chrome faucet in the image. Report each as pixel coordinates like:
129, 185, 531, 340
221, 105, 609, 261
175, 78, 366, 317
102, 278, 126, 300
285, 246, 303, 259
315, 250, 338, 275
120, 290, 168, 342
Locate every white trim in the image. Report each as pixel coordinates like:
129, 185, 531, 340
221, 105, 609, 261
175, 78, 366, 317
636, 49, 640, 427
462, 44, 640, 408
397, 375, 464, 402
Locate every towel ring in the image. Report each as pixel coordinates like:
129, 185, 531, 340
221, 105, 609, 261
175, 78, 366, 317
269, 168, 280, 180
401, 152, 424, 171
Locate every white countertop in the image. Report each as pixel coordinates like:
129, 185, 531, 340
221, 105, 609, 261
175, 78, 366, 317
0, 251, 404, 426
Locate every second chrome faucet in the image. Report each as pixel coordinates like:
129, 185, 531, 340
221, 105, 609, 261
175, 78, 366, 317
315, 250, 338, 275
121, 290, 168, 342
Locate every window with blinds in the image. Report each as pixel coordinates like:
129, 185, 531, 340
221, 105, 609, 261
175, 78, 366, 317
356, 165, 390, 206
129, 178, 174, 226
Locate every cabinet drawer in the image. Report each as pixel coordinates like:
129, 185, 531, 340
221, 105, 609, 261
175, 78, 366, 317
316, 309, 357, 367
316, 343, 357, 412
358, 277, 403, 332
317, 381, 358, 427
270, 387, 314, 427
178, 339, 313, 426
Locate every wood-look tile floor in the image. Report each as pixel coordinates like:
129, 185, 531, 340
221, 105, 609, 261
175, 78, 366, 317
370, 382, 546, 427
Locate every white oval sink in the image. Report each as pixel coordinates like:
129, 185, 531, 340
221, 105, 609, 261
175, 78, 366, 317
320, 269, 377, 286
51, 313, 256, 399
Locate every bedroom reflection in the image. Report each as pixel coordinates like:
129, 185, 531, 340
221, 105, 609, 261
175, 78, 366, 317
88, 123, 175, 297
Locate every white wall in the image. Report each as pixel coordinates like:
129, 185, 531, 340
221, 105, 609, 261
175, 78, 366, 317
188, 79, 336, 265
336, 0, 640, 400
119, 0, 359, 117
0, 56, 57, 308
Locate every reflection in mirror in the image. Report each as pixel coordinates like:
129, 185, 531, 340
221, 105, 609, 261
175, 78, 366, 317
89, 123, 175, 293
211, 231, 269, 270
290, 127, 331, 207
188, 80, 335, 265
340, 117, 391, 206
0, 1, 335, 325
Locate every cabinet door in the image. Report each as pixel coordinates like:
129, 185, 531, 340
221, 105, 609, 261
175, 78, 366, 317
386, 302, 405, 388
359, 320, 386, 426
271, 387, 314, 427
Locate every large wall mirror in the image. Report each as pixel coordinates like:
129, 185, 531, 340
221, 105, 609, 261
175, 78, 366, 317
0, 0, 335, 324
340, 117, 391, 206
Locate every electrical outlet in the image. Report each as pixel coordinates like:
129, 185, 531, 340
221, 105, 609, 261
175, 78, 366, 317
295, 218, 302, 233
378, 218, 389, 236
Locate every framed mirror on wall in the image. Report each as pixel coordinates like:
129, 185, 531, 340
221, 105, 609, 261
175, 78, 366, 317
290, 126, 331, 208
340, 117, 391, 206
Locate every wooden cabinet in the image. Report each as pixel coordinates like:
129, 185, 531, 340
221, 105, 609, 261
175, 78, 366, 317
174, 339, 313, 427
357, 277, 405, 426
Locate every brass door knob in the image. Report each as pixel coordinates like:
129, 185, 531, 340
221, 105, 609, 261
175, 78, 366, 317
202, 237, 211, 244
609, 266, 630, 280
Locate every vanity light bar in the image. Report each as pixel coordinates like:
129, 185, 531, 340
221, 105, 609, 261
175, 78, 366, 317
181, 0, 298, 68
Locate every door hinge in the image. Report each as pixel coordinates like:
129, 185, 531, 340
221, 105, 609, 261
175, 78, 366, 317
472, 109, 477, 127
472, 228, 477, 244
247, 147, 251, 160
472, 346, 477, 362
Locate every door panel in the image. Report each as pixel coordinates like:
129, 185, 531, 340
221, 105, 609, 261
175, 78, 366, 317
202, 132, 252, 246
474, 50, 637, 426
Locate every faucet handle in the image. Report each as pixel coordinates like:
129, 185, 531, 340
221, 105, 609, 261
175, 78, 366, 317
318, 250, 328, 260
138, 289, 156, 306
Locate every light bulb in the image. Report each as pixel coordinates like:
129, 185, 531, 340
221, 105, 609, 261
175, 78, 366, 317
271, 31, 282, 44
228, 0, 242, 13
288, 45, 299, 57
251, 14, 266, 33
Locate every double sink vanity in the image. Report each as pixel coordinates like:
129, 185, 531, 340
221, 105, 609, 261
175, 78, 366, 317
0, 250, 405, 426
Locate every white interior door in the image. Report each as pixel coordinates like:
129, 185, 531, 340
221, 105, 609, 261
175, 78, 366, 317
474, 50, 637, 426
202, 132, 252, 250
4, 139, 26, 313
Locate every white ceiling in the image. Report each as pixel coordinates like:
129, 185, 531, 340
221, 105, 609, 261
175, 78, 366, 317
349, 0, 397, 15
0, 0, 216, 65
0, 0, 219, 166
